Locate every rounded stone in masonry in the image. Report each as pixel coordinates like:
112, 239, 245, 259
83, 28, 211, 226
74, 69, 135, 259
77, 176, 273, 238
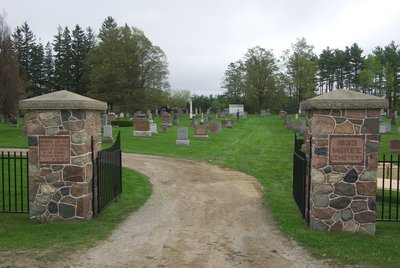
344, 168, 358, 183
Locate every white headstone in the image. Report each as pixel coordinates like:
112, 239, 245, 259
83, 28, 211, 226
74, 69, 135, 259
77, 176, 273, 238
103, 125, 114, 143
176, 127, 189, 146
119, 112, 124, 118
150, 123, 158, 135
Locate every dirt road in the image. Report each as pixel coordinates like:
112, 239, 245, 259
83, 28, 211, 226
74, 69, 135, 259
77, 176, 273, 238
56, 153, 326, 268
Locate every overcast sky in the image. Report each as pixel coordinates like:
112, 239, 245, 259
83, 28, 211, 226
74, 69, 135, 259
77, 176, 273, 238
2, 0, 400, 96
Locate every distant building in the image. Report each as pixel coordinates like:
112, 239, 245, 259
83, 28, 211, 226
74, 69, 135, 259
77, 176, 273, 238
229, 104, 244, 115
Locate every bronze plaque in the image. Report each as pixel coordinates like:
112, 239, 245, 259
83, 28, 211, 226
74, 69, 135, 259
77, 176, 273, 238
39, 136, 70, 164
195, 126, 207, 135
135, 120, 150, 131
329, 135, 365, 165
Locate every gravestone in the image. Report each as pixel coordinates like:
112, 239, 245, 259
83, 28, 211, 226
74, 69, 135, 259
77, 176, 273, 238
279, 110, 287, 119
261, 109, 267, 116
161, 112, 172, 127
379, 123, 391, 134
146, 109, 153, 122
10, 117, 19, 127
210, 123, 220, 134
300, 89, 388, 234
19, 90, 107, 223
226, 120, 233, 128
217, 122, 222, 133
119, 112, 124, 118
292, 120, 306, 134
133, 120, 151, 136
176, 127, 189, 146
162, 125, 168, 133
103, 125, 114, 143
107, 113, 115, 123
194, 125, 208, 140
101, 113, 108, 125
150, 123, 158, 135
286, 118, 292, 130
172, 112, 179, 126
389, 140, 400, 153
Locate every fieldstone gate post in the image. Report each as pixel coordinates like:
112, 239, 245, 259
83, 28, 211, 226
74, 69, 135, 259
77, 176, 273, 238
19, 90, 107, 223
300, 89, 388, 234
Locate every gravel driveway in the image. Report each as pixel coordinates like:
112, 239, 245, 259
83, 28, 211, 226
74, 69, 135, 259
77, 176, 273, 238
58, 153, 326, 268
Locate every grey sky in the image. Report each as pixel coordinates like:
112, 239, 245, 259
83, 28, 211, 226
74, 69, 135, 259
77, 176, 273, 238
2, 0, 400, 96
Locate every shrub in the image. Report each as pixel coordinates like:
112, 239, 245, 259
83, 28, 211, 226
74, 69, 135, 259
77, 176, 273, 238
110, 119, 132, 127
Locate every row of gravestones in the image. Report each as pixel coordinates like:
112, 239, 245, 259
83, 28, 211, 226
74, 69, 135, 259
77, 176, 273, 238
379, 122, 400, 134
279, 110, 307, 134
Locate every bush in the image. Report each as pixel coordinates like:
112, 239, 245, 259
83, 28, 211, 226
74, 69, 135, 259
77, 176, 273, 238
111, 119, 132, 127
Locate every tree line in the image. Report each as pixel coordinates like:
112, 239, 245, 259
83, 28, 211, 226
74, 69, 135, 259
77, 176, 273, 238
222, 38, 400, 113
1, 11, 399, 118
0, 14, 171, 118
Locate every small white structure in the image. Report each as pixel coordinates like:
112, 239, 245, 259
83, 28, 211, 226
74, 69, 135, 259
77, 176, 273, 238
229, 104, 244, 115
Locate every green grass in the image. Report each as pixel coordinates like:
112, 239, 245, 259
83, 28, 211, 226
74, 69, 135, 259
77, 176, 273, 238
0, 120, 27, 148
0, 167, 152, 261
0, 153, 29, 213
113, 115, 400, 267
1, 114, 400, 266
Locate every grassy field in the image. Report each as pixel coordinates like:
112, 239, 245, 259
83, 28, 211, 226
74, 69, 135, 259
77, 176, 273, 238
0, 167, 152, 261
1, 115, 400, 266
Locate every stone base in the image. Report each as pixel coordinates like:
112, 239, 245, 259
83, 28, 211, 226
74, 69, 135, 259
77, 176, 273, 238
133, 131, 152, 137
176, 139, 190, 146
102, 136, 114, 143
194, 135, 208, 140
161, 123, 172, 127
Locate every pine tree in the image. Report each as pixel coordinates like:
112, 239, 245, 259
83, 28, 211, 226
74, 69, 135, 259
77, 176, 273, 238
42, 42, 54, 93
53, 26, 73, 90
12, 21, 40, 96
0, 13, 23, 119
71, 24, 86, 93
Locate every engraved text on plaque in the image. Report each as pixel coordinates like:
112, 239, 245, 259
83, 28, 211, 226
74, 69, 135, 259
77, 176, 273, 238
39, 136, 70, 164
329, 135, 365, 165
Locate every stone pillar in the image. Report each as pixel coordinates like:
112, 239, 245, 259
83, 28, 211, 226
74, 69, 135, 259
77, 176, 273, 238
300, 89, 388, 234
19, 90, 107, 223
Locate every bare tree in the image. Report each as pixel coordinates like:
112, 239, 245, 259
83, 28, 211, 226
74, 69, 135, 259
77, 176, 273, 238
0, 12, 23, 122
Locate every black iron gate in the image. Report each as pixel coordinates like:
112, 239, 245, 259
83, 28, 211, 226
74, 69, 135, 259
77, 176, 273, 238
292, 134, 311, 223
377, 154, 400, 222
0, 151, 29, 213
92, 132, 122, 216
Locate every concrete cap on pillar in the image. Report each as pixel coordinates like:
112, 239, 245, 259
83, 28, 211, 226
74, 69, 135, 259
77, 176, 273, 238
300, 89, 389, 110
19, 90, 108, 110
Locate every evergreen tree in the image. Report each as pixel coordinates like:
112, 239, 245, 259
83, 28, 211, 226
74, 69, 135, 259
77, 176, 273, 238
318, 47, 335, 93
348, 43, 364, 90
53, 26, 73, 90
222, 61, 245, 103
0, 13, 23, 119
42, 42, 54, 93
86, 17, 169, 112
71, 24, 86, 93
12, 21, 43, 96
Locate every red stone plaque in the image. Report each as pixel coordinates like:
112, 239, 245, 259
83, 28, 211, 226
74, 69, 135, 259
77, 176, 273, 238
135, 120, 150, 131
195, 126, 207, 135
329, 135, 365, 165
39, 136, 70, 164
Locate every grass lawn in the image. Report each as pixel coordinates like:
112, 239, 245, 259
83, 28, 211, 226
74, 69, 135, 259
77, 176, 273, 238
0, 167, 152, 261
1, 114, 400, 266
